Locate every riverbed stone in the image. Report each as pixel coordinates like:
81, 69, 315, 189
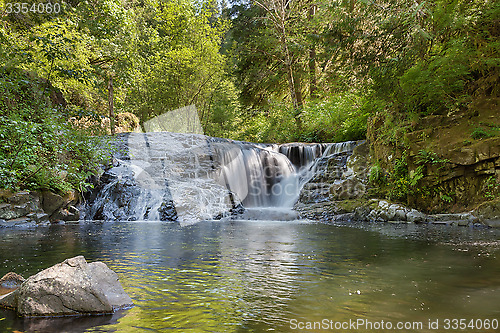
51, 207, 80, 222
378, 200, 389, 210
407, 209, 427, 223
0, 256, 133, 317
0, 203, 32, 220
0, 203, 16, 220
26, 212, 49, 223
0, 272, 25, 289
5, 191, 32, 205
0, 217, 36, 228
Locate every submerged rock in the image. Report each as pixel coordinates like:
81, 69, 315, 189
0, 272, 25, 289
0, 256, 133, 317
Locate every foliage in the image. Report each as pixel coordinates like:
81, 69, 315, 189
369, 164, 386, 187
124, 0, 230, 124
483, 176, 499, 200
229, 92, 369, 143
0, 70, 107, 193
471, 127, 498, 140
300, 93, 369, 143
415, 150, 449, 165
1, 0, 498, 196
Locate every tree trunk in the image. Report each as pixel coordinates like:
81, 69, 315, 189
284, 45, 303, 130
108, 76, 115, 135
308, 1, 317, 98
281, 26, 303, 129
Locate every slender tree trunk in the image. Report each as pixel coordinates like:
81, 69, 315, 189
294, 74, 304, 109
308, 1, 317, 98
108, 76, 115, 135
293, 74, 303, 131
281, 26, 303, 129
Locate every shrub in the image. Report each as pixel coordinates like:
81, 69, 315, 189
471, 127, 496, 140
369, 164, 386, 186
0, 69, 107, 193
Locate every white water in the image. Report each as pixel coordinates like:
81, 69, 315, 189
89, 133, 360, 224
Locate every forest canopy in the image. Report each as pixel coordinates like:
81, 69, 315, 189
0, 0, 498, 192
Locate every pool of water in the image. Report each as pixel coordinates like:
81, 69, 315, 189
0, 220, 499, 332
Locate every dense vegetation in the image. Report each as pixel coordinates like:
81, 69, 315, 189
0, 0, 498, 193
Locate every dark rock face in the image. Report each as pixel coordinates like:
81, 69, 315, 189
85, 164, 177, 221
41, 191, 66, 215
0, 191, 45, 228
158, 200, 178, 221
0, 256, 133, 317
294, 141, 369, 218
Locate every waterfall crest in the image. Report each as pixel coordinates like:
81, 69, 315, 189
86, 133, 361, 224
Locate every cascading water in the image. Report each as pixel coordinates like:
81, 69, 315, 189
86, 132, 361, 224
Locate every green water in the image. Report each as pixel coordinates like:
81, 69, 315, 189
0, 220, 499, 332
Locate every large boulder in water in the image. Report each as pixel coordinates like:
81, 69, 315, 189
0, 256, 133, 317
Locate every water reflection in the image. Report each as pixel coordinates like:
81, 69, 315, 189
0, 221, 499, 332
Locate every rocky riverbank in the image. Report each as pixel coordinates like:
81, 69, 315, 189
294, 141, 500, 227
0, 189, 81, 228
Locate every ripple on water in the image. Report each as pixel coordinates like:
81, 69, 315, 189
0, 221, 499, 332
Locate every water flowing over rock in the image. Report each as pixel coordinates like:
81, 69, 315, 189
0, 256, 133, 317
84, 133, 497, 227
86, 133, 354, 224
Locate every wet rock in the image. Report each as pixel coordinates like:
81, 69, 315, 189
231, 202, 245, 215
473, 198, 500, 227
5, 191, 32, 205
87, 165, 142, 221
0, 203, 16, 220
406, 209, 427, 223
0, 217, 36, 228
378, 200, 389, 210
428, 213, 478, 225
0, 203, 32, 220
26, 212, 49, 224
484, 220, 500, 228
330, 178, 366, 200
42, 191, 66, 216
0, 256, 133, 317
51, 207, 80, 222
295, 141, 366, 213
0, 272, 25, 289
158, 200, 177, 221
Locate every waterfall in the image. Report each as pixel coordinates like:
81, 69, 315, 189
86, 133, 361, 224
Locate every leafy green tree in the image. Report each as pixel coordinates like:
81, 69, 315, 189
123, 0, 231, 129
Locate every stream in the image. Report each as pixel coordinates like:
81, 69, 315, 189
0, 220, 499, 332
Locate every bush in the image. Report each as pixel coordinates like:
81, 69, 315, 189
232, 92, 370, 144
399, 42, 471, 115
369, 164, 386, 186
471, 127, 497, 140
0, 69, 107, 193
300, 92, 369, 143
